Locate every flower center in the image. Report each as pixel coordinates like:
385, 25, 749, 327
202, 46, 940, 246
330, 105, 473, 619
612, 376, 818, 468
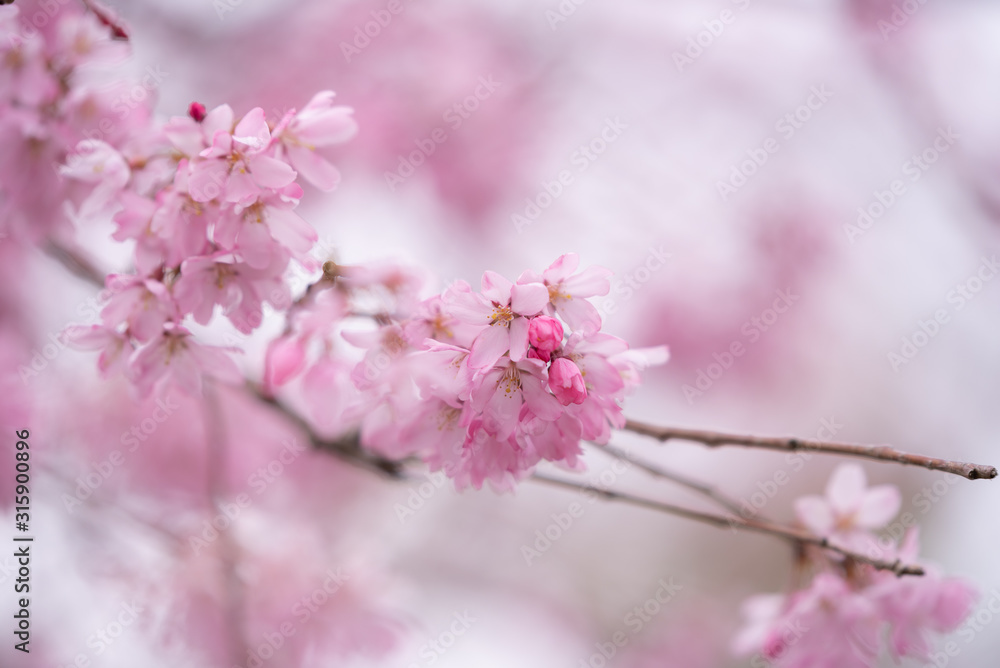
548, 283, 570, 303
489, 303, 514, 327
498, 364, 522, 396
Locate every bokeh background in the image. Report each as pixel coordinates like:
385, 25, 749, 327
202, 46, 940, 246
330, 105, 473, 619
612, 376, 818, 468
3, 0, 1000, 666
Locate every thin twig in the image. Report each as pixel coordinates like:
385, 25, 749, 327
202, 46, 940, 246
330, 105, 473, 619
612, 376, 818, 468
590, 442, 749, 517
44, 240, 105, 288
38, 238, 955, 577
624, 419, 998, 481
246, 382, 410, 480
530, 472, 925, 577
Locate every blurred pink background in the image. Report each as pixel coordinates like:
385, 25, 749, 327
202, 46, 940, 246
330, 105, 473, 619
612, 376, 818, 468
3, 0, 1000, 666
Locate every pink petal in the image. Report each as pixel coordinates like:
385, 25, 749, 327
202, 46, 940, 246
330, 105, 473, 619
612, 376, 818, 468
555, 296, 602, 332
265, 206, 316, 253
508, 317, 529, 362
233, 107, 270, 150
521, 374, 563, 420
238, 222, 275, 269
543, 253, 580, 284
827, 463, 867, 515
855, 485, 901, 529
202, 104, 234, 139
794, 496, 835, 535
187, 160, 229, 202
286, 144, 341, 191
481, 270, 513, 304
510, 282, 548, 316
249, 154, 297, 189
468, 324, 510, 369
265, 336, 307, 388
225, 168, 259, 203
162, 116, 204, 156
294, 106, 357, 146
930, 580, 977, 631
563, 265, 613, 297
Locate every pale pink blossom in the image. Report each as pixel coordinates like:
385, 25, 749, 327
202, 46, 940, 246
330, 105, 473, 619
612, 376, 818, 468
520, 253, 612, 333
275, 90, 357, 191
263, 334, 308, 390
448, 271, 549, 369
174, 251, 290, 333
60, 139, 130, 219
794, 463, 901, 551
128, 325, 241, 397
99, 274, 177, 343
65, 324, 134, 378
213, 184, 316, 269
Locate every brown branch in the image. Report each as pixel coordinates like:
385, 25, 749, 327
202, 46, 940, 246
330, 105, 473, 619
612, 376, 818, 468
623, 419, 998, 481
44, 240, 106, 288
245, 382, 410, 480
37, 237, 951, 577
591, 442, 749, 518
530, 472, 925, 577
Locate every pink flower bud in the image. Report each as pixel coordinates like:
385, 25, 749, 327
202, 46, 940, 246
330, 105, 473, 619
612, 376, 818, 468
548, 357, 586, 405
527, 347, 551, 363
528, 316, 563, 353
264, 336, 307, 388
188, 101, 207, 122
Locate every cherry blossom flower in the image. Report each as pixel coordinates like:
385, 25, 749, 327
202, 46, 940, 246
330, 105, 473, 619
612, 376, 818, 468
187, 107, 296, 204
274, 90, 357, 191
128, 325, 241, 397
519, 252, 612, 333
213, 184, 315, 269
794, 463, 901, 551
65, 324, 134, 378
174, 251, 290, 333
448, 271, 549, 369
99, 274, 177, 343
737, 470, 976, 668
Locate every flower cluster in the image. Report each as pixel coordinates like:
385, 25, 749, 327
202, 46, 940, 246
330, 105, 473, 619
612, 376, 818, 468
267, 254, 668, 489
64, 93, 357, 396
735, 464, 976, 667
0, 0, 133, 239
